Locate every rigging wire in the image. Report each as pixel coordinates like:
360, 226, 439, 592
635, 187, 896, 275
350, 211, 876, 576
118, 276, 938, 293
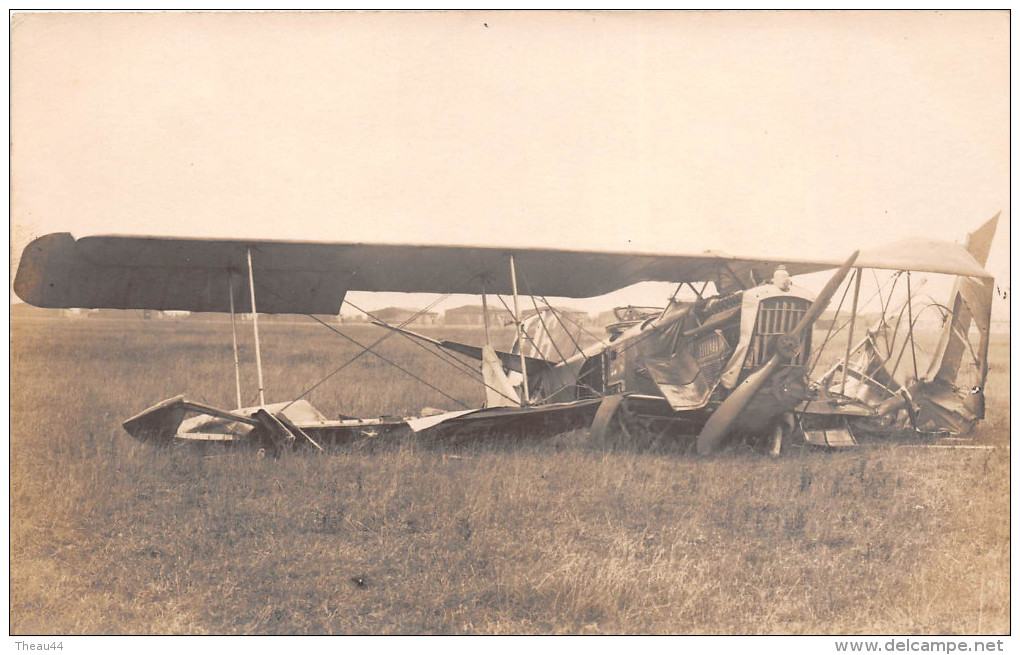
517, 268, 586, 358
344, 299, 523, 407
540, 295, 603, 344
805, 276, 853, 377
526, 295, 572, 364
890, 303, 939, 381
276, 290, 461, 411
906, 272, 920, 381
295, 312, 470, 410
806, 270, 901, 378
491, 292, 550, 359
537, 298, 586, 358
348, 300, 486, 381
877, 271, 903, 356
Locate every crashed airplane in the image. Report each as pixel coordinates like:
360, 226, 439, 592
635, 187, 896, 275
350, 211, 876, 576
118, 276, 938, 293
13, 213, 999, 456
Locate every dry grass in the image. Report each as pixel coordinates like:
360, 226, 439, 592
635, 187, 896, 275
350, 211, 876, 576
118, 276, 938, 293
9, 316, 1010, 634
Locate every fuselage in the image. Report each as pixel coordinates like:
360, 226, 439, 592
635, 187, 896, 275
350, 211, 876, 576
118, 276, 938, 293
526, 281, 816, 435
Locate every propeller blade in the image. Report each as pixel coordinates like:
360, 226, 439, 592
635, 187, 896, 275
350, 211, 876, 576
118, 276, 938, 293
696, 357, 780, 454
589, 394, 626, 446
695, 251, 860, 455
790, 250, 860, 339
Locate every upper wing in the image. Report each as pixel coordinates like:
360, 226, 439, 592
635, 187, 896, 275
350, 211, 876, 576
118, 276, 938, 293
854, 237, 995, 279
14, 226, 993, 314
13, 233, 835, 313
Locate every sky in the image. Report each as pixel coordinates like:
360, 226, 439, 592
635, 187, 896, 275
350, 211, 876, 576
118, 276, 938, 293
10, 10, 1010, 316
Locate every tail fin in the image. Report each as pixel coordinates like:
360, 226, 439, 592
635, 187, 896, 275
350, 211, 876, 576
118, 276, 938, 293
912, 213, 998, 432
924, 213, 998, 389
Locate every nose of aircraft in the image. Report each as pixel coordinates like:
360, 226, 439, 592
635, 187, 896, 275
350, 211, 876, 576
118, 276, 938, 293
695, 250, 860, 455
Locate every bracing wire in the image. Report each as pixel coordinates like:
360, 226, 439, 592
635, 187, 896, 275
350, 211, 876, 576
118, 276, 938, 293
271, 286, 464, 411
282, 298, 471, 411
807, 270, 901, 378
345, 299, 523, 407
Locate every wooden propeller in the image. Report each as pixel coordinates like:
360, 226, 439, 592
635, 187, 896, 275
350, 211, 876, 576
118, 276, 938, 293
695, 251, 860, 455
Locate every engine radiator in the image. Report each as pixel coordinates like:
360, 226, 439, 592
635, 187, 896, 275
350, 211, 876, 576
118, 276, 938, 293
744, 297, 812, 368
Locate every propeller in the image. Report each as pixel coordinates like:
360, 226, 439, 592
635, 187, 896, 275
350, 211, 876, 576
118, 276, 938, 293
696, 251, 860, 455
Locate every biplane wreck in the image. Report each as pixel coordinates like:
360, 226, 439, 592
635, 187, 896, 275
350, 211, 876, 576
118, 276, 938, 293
13, 214, 999, 456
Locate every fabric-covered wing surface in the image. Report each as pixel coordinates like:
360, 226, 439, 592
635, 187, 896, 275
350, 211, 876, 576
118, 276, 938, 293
854, 236, 994, 279
15, 233, 343, 314
14, 229, 993, 314
14, 233, 836, 313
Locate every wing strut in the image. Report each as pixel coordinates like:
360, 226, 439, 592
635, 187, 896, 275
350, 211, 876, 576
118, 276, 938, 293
905, 272, 920, 382
247, 246, 267, 406
839, 268, 863, 396
481, 280, 492, 344
228, 271, 243, 410
509, 254, 530, 406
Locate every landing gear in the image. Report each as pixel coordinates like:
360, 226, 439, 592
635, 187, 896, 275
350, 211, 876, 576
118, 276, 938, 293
588, 395, 696, 451
767, 412, 796, 458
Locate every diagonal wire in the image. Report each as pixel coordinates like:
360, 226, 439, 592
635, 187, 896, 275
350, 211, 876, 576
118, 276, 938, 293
273, 287, 464, 411
517, 269, 585, 358
806, 273, 859, 377
492, 292, 550, 360
537, 297, 586, 358
906, 272, 920, 381
346, 299, 523, 407
298, 312, 470, 410
348, 299, 485, 381
251, 269, 523, 410
540, 294, 603, 344
810, 270, 905, 377
812, 277, 904, 369
527, 295, 572, 364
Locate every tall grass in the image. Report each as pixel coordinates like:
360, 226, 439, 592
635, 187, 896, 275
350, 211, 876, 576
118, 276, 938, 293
10, 317, 1010, 634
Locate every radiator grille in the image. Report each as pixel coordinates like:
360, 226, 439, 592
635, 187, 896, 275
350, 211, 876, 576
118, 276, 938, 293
692, 331, 730, 387
744, 297, 812, 368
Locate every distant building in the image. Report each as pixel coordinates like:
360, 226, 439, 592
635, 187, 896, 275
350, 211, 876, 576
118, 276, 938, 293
337, 313, 368, 324
372, 307, 439, 326
522, 306, 593, 327
444, 305, 514, 326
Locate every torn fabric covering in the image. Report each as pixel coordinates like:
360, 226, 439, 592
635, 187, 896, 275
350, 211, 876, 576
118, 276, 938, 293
405, 409, 481, 433
924, 276, 993, 386
642, 332, 730, 411
921, 212, 996, 402
482, 345, 520, 408
826, 331, 901, 405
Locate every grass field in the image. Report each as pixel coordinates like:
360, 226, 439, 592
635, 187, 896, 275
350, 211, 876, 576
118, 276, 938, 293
9, 316, 1010, 634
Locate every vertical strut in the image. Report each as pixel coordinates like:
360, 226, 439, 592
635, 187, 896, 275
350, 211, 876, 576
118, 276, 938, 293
840, 268, 863, 396
509, 254, 530, 405
246, 246, 266, 406
481, 281, 491, 346
228, 272, 243, 410
906, 271, 919, 382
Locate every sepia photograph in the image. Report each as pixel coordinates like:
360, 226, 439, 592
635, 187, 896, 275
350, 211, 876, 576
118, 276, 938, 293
9, 10, 1010, 643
